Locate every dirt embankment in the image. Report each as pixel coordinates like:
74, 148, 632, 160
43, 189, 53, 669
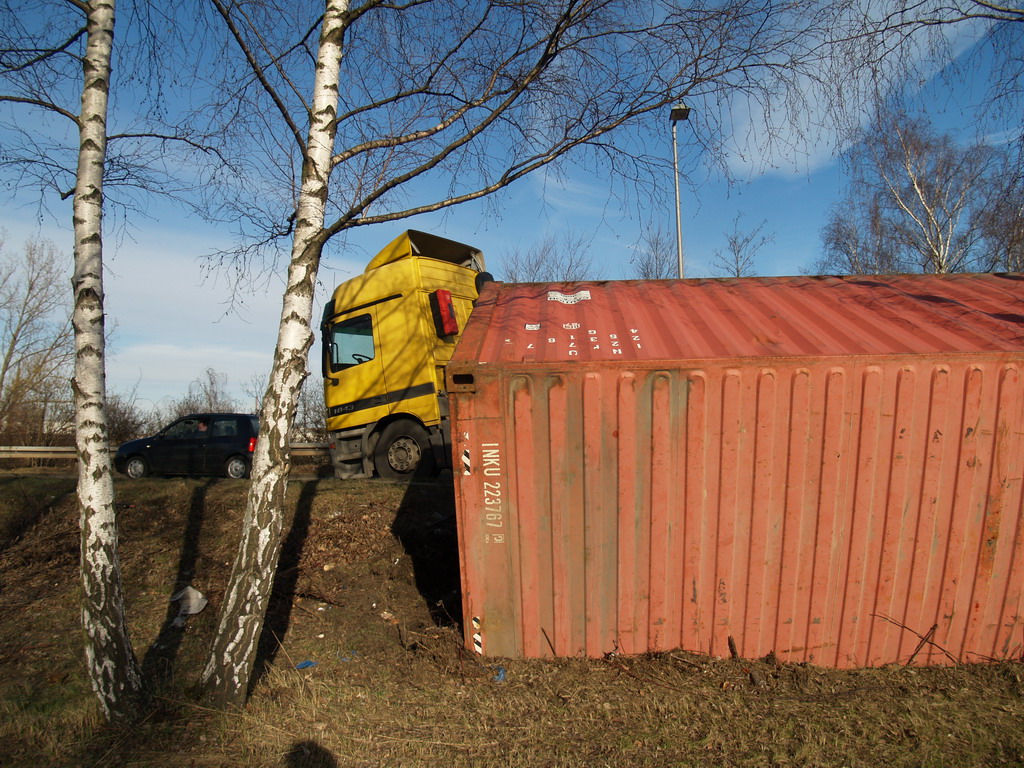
0, 474, 1021, 767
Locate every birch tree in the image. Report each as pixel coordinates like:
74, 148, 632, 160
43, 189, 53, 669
818, 111, 1004, 274
70, 0, 149, 724
818, 1, 1024, 146
194, 0, 832, 708
0, 0, 172, 721
200, 0, 348, 707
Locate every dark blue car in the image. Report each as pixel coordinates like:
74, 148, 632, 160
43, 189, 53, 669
114, 413, 259, 479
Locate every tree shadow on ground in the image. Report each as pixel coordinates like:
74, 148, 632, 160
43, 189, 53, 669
391, 474, 462, 628
284, 740, 338, 767
249, 479, 321, 695
0, 476, 76, 552
142, 479, 214, 688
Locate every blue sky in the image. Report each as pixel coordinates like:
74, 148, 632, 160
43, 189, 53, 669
0, 13, 1008, 410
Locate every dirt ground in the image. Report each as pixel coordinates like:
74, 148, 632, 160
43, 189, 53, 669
0, 471, 1022, 767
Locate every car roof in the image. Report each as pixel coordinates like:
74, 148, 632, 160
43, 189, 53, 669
182, 413, 258, 419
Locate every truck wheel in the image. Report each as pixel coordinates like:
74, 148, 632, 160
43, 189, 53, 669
374, 419, 434, 480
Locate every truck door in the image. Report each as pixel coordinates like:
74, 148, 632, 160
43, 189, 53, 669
376, 293, 434, 416
324, 310, 389, 425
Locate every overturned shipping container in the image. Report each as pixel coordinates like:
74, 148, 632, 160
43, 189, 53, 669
447, 273, 1024, 668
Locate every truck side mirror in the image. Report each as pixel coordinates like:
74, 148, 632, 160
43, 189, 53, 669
324, 340, 340, 385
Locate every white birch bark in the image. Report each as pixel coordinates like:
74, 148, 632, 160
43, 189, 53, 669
202, 0, 348, 708
72, 0, 147, 722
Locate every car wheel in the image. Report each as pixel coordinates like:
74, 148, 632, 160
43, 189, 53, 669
125, 456, 148, 479
225, 455, 250, 479
373, 419, 434, 480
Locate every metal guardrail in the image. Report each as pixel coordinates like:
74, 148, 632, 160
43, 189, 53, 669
0, 443, 331, 460
0, 446, 79, 460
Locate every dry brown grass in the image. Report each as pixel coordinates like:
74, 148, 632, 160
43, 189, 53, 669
0, 473, 1021, 767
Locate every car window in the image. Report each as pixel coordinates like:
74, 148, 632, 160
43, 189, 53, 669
247, 416, 259, 435
211, 418, 238, 438
163, 417, 210, 439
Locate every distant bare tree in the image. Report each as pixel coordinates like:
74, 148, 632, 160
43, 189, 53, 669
292, 376, 327, 442
816, 110, 1003, 275
0, 237, 73, 443
975, 167, 1024, 272
105, 386, 156, 445
712, 214, 772, 278
814, 192, 910, 275
501, 231, 594, 282
629, 226, 677, 280
165, 367, 238, 419
242, 371, 323, 440
240, 372, 267, 413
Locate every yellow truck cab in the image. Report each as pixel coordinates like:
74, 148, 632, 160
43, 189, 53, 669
321, 230, 487, 479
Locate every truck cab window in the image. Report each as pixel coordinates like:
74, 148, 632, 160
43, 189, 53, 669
330, 314, 375, 371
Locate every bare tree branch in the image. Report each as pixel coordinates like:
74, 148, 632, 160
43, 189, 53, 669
712, 213, 771, 277
0, 25, 85, 73
208, 0, 308, 155
0, 94, 79, 124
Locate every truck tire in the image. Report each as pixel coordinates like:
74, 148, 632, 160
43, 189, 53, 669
374, 419, 434, 480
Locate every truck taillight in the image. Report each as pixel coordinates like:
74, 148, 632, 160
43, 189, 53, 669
430, 289, 459, 337
248, 437, 257, 453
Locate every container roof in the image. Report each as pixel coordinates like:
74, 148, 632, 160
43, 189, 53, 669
455, 273, 1024, 365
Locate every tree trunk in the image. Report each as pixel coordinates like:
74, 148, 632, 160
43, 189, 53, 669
73, 0, 147, 724
202, 0, 348, 709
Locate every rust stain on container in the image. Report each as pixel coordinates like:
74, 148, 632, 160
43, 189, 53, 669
447, 274, 1024, 667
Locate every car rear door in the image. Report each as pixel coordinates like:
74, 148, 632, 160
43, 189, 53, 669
204, 415, 244, 474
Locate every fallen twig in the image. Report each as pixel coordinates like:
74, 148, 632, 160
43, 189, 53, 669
906, 624, 938, 666
871, 614, 958, 665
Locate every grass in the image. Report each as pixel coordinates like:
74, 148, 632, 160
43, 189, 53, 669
0, 473, 1021, 767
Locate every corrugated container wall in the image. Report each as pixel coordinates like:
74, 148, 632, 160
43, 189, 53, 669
447, 273, 1024, 668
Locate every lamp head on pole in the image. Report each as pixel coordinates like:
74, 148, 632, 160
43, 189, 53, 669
669, 103, 690, 122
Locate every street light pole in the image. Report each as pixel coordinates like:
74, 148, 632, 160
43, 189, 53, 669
670, 103, 690, 279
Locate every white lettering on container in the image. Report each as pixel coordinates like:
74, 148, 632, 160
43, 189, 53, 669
547, 290, 591, 304
481, 443, 505, 542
